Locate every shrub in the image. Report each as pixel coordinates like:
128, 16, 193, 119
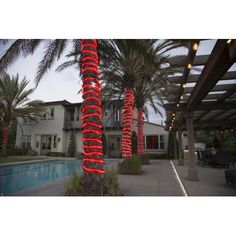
65, 172, 81, 195
213, 136, 221, 150
117, 156, 143, 175
7, 146, 31, 156
225, 139, 236, 153
103, 168, 121, 196
65, 169, 121, 196
47, 152, 65, 157
137, 154, 150, 165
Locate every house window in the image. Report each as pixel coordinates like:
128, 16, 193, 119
145, 135, 165, 150
67, 108, 74, 121
146, 136, 159, 149
53, 135, 57, 148
49, 108, 55, 118
21, 135, 31, 149
160, 135, 165, 150
113, 105, 120, 121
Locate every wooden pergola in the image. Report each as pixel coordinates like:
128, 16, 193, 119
163, 39, 236, 181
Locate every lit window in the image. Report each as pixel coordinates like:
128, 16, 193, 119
146, 136, 159, 149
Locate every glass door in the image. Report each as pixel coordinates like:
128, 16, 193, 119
40, 135, 52, 155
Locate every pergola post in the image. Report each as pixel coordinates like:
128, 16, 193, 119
173, 130, 178, 160
178, 128, 184, 166
186, 112, 199, 181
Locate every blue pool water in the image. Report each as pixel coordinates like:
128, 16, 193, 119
0, 160, 83, 196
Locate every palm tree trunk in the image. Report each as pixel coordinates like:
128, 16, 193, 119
80, 39, 105, 183
121, 88, 135, 158
137, 108, 145, 154
1, 122, 9, 156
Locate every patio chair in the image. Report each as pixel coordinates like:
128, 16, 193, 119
225, 169, 236, 186
201, 151, 214, 167
215, 151, 235, 169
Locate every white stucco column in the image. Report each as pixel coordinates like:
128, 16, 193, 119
178, 128, 184, 166
186, 112, 199, 181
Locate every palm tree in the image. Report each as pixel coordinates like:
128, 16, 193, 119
0, 39, 115, 183
101, 40, 152, 158
0, 73, 43, 156
101, 39, 189, 157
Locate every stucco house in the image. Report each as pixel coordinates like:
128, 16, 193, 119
15, 100, 169, 157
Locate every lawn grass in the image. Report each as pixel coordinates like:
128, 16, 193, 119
0, 157, 48, 164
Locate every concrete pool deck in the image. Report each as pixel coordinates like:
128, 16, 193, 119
172, 160, 236, 196
10, 159, 184, 196
6, 158, 236, 196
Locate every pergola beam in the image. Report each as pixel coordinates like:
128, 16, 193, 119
164, 100, 236, 112
187, 39, 236, 111
168, 55, 209, 67
167, 71, 236, 84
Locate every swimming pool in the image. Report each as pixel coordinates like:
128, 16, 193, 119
0, 160, 83, 196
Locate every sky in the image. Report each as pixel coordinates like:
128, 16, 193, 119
1, 39, 232, 125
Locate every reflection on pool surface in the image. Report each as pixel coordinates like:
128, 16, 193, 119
0, 160, 83, 195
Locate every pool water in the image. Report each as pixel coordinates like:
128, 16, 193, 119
0, 160, 83, 196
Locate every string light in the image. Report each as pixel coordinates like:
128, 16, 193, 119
227, 39, 232, 44
181, 96, 184, 100
177, 104, 180, 107
192, 43, 199, 51
187, 64, 192, 69
183, 84, 186, 88
80, 39, 104, 174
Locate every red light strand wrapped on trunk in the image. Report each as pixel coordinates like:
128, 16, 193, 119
80, 39, 104, 174
121, 88, 135, 158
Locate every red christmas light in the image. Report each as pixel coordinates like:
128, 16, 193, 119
121, 88, 135, 158
80, 39, 104, 174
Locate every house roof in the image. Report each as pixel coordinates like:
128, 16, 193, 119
40, 100, 71, 106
